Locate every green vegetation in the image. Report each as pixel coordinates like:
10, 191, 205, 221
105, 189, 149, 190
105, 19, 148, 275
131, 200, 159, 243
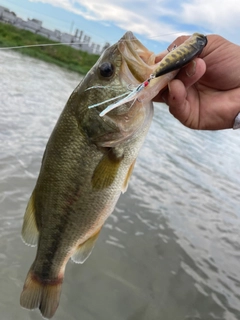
0, 22, 100, 74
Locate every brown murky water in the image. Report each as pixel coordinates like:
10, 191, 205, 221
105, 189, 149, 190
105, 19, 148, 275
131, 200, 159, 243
1, 50, 240, 320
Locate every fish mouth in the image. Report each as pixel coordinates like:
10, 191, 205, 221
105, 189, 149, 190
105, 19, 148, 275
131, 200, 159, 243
117, 31, 157, 83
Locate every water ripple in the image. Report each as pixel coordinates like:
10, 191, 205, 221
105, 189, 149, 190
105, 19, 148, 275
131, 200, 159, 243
1, 49, 240, 319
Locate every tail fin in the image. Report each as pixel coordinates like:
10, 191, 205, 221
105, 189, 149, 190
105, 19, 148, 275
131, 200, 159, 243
20, 270, 62, 319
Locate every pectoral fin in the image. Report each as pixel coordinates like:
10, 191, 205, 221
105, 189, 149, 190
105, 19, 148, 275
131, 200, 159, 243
71, 228, 102, 264
122, 159, 136, 193
92, 149, 123, 190
21, 191, 39, 247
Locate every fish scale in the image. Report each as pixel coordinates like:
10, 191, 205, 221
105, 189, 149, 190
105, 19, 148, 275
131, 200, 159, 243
20, 31, 207, 318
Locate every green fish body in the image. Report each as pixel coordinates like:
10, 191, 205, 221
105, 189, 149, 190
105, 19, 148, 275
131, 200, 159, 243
20, 31, 203, 318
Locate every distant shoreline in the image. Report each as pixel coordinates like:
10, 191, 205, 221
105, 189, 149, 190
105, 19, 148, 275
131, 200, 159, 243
0, 22, 100, 75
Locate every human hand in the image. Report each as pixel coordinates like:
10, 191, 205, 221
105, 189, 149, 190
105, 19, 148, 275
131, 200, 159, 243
154, 35, 240, 130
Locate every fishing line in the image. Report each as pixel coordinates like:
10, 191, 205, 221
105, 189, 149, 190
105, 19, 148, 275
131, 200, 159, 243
88, 92, 130, 109
85, 85, 123, 92
0, 38, 139, 50
0, 41, 93, 50
105, 32, 191, 45
0, 32, 186, 50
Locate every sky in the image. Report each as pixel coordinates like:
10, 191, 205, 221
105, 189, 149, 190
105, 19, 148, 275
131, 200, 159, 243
1, 0, 240, 52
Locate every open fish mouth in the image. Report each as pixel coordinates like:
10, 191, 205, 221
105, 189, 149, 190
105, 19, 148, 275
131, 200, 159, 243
88, 31, 207, 117
117, 31, 157, 83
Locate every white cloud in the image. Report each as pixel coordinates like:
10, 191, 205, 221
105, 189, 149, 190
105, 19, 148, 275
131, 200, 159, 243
29, 0, 188, 41
180, 0, 240, 30
29, 0, 240, 44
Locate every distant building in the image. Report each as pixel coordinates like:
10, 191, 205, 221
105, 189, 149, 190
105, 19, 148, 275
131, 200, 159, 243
101, 42, 111, 53
61, 32, 73, 43
14, 17, 25, 28
95, 44, 101, 55
0, 5, 104, 54
0, 6, 17, 24
81, 35, 92, 53
27, 18, 42, 31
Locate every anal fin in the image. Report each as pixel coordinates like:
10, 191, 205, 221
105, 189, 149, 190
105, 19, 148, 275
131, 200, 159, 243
71, 228, 102, 264
21, 191, 39, 247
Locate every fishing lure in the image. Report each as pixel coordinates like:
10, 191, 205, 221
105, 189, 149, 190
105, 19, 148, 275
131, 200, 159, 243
88, 33, 208, 117
151, 32, 207, 78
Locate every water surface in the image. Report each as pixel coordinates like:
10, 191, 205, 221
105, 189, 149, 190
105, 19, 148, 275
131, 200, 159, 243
1, 50, 240, 320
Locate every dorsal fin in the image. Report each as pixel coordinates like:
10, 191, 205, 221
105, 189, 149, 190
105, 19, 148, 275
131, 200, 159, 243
21, 191, 39, 247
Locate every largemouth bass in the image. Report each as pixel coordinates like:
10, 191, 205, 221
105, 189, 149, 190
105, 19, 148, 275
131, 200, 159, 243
20, 31, 207, 319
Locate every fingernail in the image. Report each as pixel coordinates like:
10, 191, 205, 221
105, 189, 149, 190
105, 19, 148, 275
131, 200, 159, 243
186, 60, 196, 77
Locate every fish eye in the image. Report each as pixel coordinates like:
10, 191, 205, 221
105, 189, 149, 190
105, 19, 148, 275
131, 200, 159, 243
99, 62, 114, 78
